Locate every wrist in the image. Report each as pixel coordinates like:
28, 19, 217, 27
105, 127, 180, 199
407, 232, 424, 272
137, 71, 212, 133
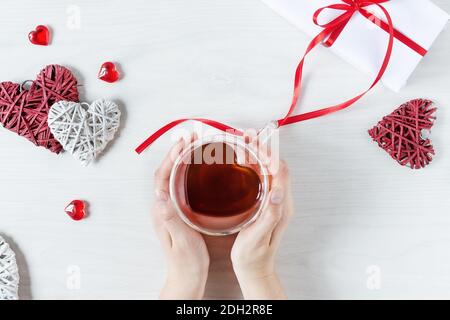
233, 265, 274, 282
231, 257, 275, 282
160, 268, 208, 300
232, 262, 287, 300
235, 270, 286, 300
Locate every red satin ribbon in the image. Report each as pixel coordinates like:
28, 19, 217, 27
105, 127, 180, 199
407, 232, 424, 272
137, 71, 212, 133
136, 0, 427, 154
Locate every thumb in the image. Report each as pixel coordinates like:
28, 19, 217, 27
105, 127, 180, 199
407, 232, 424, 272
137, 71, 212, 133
264, 186, 284, 226
250, 186, 284, 242
269, 187, 285, 206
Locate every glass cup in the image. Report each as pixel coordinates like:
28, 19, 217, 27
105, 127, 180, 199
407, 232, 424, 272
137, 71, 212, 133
169, 134, 270, 236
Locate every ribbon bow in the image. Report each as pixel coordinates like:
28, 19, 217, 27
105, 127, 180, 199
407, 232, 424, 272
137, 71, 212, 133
315, 0, 389, 48
136, 0, 427, 153
314, 0, 426, 54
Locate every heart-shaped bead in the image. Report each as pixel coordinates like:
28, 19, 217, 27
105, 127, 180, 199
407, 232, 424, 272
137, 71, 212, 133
0, 65, 79, 153
48, 99, 121, 165
28, 25, 50, 46
186, 142, 262, 216
368, 99, 436, 169
65, 200, 86, 221
98, 62, 120, 83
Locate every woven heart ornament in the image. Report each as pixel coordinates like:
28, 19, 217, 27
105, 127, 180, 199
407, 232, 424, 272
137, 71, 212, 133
0, 65, 79, 153
368, 99, 436, 169
0, 236, 19, 300
48, 99, 121, 166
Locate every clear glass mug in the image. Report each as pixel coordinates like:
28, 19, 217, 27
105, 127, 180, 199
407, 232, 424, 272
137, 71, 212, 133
169, 131, 274, 236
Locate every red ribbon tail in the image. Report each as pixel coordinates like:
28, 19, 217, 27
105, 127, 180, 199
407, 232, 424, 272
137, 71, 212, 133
135, 119, 188, 154
135, 118, 243, 154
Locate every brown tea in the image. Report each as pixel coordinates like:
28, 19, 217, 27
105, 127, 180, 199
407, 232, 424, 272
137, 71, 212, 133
185, 142, 262, 217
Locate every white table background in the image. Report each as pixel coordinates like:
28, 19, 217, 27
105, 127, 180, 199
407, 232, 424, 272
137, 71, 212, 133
1, 0, 449, 300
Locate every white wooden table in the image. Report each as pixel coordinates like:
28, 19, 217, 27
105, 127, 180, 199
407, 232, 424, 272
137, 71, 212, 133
1, 0, 449, 300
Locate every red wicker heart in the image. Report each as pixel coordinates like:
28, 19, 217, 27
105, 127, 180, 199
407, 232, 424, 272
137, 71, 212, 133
0, 65, 79, 153
368, 99, 436, 169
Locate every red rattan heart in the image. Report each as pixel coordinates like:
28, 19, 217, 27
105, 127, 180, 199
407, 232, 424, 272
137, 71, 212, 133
0, 65, 79, 153
369, 99, 436, 169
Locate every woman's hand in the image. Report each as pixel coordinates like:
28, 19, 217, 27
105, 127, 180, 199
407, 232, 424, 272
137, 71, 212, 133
231, 160, 293, 300
152, 135, 209, 300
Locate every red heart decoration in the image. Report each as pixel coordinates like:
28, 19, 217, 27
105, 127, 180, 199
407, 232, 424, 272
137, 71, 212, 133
368, 99, 436, 169
98, 62, 120, 83
65, 200, 86, 221
0, 65, 79, 153
28, 25, 50, 46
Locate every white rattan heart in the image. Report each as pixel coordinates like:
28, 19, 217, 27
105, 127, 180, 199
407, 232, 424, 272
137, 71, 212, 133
0, 236, 19, 300
48, 99, 121, 166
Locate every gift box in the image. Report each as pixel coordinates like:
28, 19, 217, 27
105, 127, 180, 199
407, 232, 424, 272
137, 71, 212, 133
262, 0, 449, 92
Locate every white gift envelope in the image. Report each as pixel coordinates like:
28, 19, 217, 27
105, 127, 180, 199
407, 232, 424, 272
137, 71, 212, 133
262, 0, 449, 91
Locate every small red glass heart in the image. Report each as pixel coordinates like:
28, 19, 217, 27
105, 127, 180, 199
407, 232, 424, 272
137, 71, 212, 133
28, 25, 50, 46
98, 62, 120, 83
65, 200, 86, 221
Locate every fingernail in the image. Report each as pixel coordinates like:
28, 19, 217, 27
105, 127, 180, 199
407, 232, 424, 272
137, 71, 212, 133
270, 187, 284, 205
155, 190, 169, 202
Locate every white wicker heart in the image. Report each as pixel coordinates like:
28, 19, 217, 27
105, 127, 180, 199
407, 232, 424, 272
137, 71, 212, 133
48, 99, 121, 166
0, 236, 19, 300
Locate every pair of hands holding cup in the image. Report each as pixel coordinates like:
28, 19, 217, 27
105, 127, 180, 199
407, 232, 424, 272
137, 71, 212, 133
152, 133, 293, 299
